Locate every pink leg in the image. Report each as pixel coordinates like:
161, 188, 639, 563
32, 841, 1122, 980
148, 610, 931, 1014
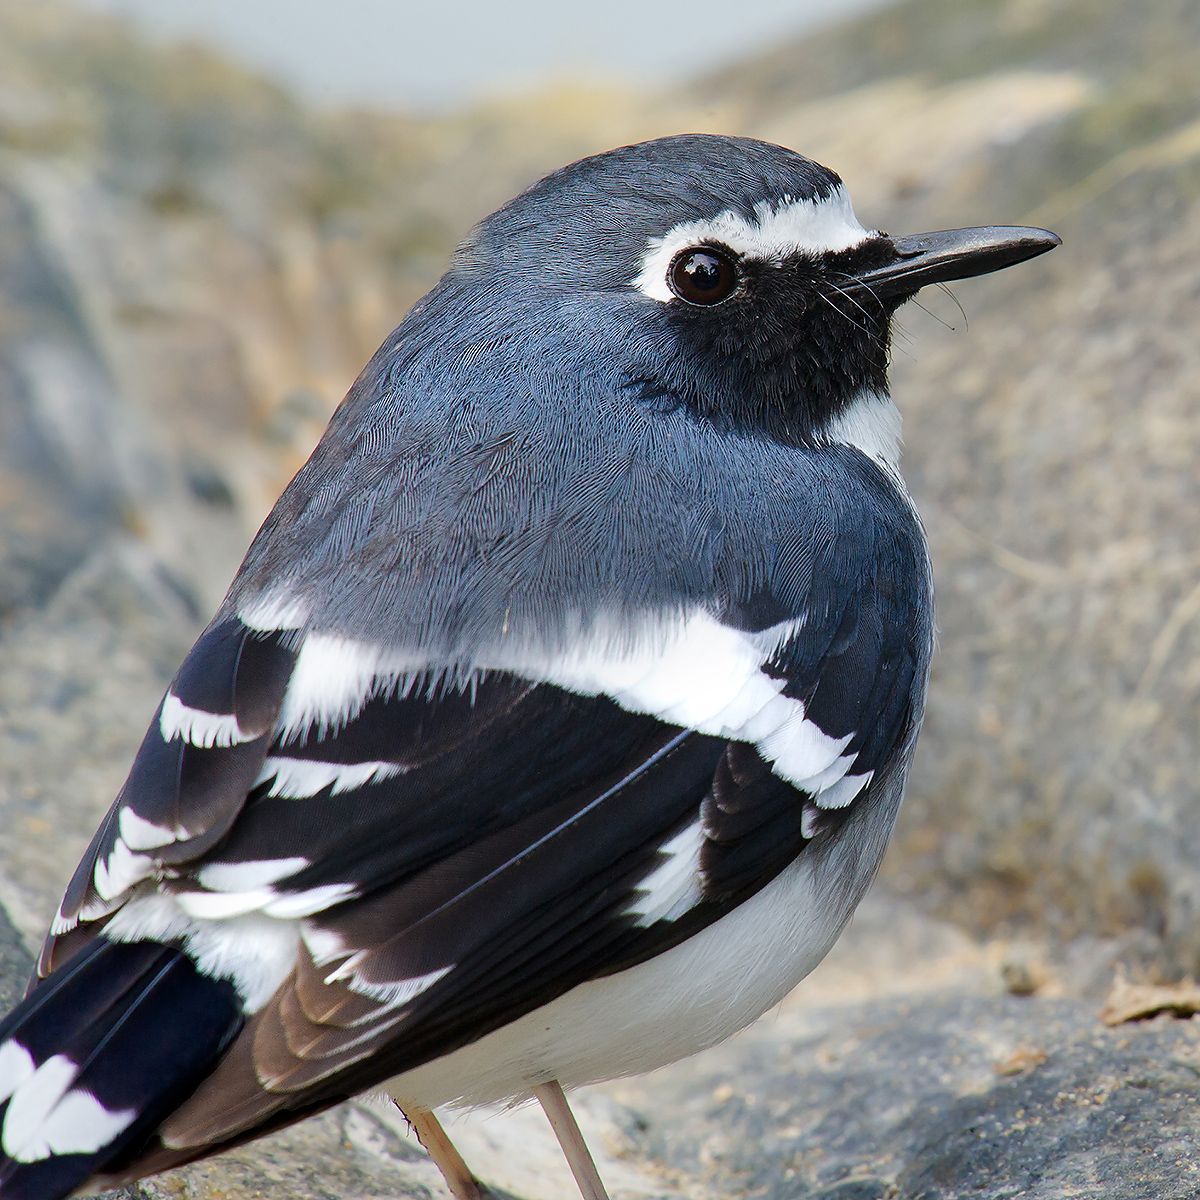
394, 1101, 485, 1200
533, 1080, 611, 1200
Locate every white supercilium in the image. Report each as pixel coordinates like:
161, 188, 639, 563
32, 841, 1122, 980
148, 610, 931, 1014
634, 188, 872, 303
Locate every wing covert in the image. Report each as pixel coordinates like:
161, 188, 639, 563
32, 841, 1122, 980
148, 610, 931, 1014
40, 617, 296, 976
42, 441, 932, 1180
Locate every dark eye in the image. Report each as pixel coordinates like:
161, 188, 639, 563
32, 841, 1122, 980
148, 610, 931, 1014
668, 246, 739, 305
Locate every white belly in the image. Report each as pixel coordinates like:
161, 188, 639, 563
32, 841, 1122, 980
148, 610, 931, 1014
385, 833, 873, 1109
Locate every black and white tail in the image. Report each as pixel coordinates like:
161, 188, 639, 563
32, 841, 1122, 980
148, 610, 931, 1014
0, 937, 242, 1200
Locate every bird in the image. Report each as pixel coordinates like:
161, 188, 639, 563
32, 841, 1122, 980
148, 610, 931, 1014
0, 133, 1058, 1200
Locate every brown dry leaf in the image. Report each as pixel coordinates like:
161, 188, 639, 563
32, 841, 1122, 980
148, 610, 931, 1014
1099, 969, 1200, 1026
994, 1046, 1048, 1076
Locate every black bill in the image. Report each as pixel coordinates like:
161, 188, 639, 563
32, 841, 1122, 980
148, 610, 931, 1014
851, 225, 1061, 297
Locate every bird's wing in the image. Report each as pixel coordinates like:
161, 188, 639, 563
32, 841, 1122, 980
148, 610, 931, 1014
36, 455, 929, 1175
43, 616, 298, 969
46, 578, 921, 1176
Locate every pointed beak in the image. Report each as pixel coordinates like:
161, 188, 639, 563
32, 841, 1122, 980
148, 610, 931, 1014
850, 225, 1061, 297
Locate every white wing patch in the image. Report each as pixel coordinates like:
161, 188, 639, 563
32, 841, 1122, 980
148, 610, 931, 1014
256, 757, 406, 798
88, 804, 190, 909
117, 807, 177, 851
485, 611, 857, 797
259, 883, 357, 919
625, 821, 705, 926
198, 858, 309, 893
1, 1054, 76, 1156
81, 758, 403, 922
262, 610, 868, 803
239, 590, 311, 633
0, 1052, 137, 1163
755, 709, 853, 788
301, 921, 349, 968
173, 880, 356, 921
160, 692, 255, 749
0, 1039, 36, 1104
81, 692, 268, 914
813, 769, 873, 811
325, 962, 454, 1009
274, 634, 425, 743
50, 895, 123, 936
92, 839, 154, 903
634, 188, 872, 303
105, 895, 301, 1013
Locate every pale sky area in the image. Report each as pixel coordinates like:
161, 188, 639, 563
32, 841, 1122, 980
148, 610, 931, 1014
73, 0, 894, 111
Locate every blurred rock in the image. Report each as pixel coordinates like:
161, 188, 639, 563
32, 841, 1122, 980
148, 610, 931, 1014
0, 894, 31, 1014
1100, 969, 1200, 1025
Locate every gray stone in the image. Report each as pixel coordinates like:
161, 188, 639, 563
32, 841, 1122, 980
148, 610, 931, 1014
623, 992, 1200, 1199
0, 897, 33, 1014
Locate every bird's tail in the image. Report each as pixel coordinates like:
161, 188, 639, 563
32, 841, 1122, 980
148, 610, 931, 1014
0, 937, 243, 1200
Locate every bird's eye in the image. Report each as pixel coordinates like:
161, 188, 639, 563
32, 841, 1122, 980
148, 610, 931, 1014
668, 246, 739, 305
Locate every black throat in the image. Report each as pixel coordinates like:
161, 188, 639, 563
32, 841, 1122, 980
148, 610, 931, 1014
644, 236, 905, 447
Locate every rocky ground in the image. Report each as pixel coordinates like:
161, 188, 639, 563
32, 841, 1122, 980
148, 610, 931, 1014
6, 0, 1200, 1193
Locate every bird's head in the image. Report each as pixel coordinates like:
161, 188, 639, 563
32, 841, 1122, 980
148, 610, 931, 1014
450, 134, 1058, 448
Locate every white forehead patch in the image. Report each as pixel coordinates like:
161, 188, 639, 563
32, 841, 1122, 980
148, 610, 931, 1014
633, 187, 873, 303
